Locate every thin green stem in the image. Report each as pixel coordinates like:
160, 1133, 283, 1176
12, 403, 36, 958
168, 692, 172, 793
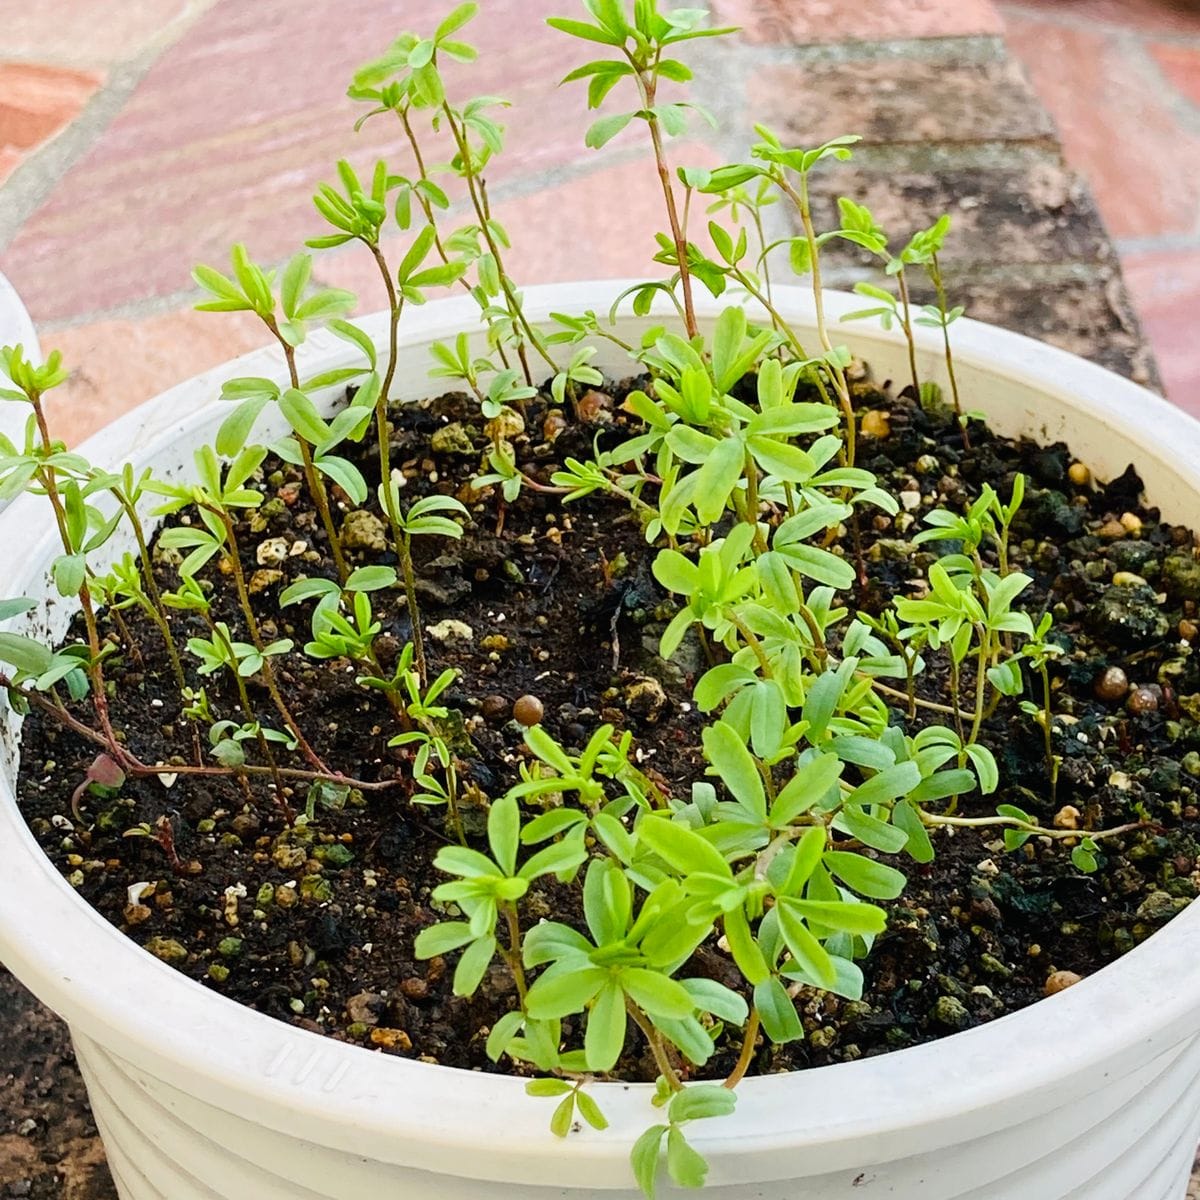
626, 1000, 683, 1092
895, 269, 920, 396
723, 1009, 760, 1090
399, 532, 427, 685
265, 317, 349, 582
113, 489, 186, 690
930, 252, 969, 449
441, 103, 557, 381
776, 173, 857, 467
728, 612, 773, 677
217, 510, 330, 774
502, 902, 528, 1005
627, 53, 698, 339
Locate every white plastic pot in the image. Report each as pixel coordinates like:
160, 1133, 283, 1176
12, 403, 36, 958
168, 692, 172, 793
1, 283, 1199, 1200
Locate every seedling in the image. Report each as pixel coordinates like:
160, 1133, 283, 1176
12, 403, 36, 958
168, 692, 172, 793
0, 7, 1154, 1198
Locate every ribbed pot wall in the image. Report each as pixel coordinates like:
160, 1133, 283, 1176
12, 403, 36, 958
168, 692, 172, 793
2, 285, 1199, 1200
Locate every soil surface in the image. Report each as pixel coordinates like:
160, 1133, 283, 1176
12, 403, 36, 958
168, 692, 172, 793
0, 969, 115, 1198
12, 367, 1200, 1088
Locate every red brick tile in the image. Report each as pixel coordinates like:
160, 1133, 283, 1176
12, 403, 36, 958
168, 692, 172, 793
1002, 0, 1200, 38
749, 55, 1052, 147
711, 0, 1002, 45
0, 63, 102, 153
1150, 41, 1200, 107
0, 1, 205, 69
0, 146, 23, 185
1121, 248, 1200, 417
1003, 12, 1200, 238
40, 306, 265, 446
0, 0, 606, 324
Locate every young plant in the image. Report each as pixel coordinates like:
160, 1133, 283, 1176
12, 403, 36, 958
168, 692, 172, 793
192, 246, 357, 577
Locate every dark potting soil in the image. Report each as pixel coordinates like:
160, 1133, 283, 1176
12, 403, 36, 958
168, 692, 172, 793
13, 366, 1200, 1084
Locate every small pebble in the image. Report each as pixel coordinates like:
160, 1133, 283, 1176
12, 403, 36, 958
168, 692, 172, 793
255, 537, 290, 567
1127, 686, 1159, 715
1112, 571, 1147, 588
370, 1027, 413, 1051
1044, 970, 1083, 996
513, 695, 544, 727
1094, 666, 1129, 701
1098, 519, 1127, 541
860, 410, 890, 439
1120, 512, 1143, 534
1180, 619, 1198, 642
481, 694, 510, 724
1068, 462, 1091, 486
427, 619, 474, 644
1052, 805, 1081, 830
542, 411, 568, 442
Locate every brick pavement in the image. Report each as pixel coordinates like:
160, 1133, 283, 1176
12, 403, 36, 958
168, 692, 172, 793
0, 0, 1193, 1194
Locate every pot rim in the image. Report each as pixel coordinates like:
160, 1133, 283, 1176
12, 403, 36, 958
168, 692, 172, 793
2, 282, 1198, 1188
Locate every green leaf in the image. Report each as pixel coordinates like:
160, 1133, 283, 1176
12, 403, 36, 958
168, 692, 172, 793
53, 553, 86, 598
702, 721, 765, 821
0, 632, 53, 676
519, 836, 588, 881
525, 965, 608, 1020
452, 934, 496, 996
575, 1088, 609, 1131
630, 1125, 668, 1199
769, 753, 843, 827
802, 659, 855, 742
845, 761, 922, 809
345, 565, 397, 591
966, 743, 999, 795
788, 898, 886, 936
775, 900, 836, 988
525, 1076, 572, 1098
773, 541, 855, 589
652, 548, 698, 595
753, 975, 804, 1043
586, 111, 635, 149
720, 906, 767, 986
0, 597, 34, 623
693, 436, 744, 524
316, 455, 368, 505
280, 253, 312, 319
822, 850, 907, 900
892, 799, 935, 864
681, 978, 748, 1025
585, 979, 627, 1071
550, 1092, 575, 1138
215, 397, 271, 457
487, 794, 521, 876
397, 225, 437, 284
1071, 843, 1098, 873
620, 968, 696, 1020
487, 1010, 526, 1062
414, 920, 475, 958
666, 1126, 709, 1190
669, 1083, 737, 1123
776, 825, 828, 896
637, 815, 731, 878
436, 1, 478, 40
278, 388, 329, 445
327, 319, 378, 369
